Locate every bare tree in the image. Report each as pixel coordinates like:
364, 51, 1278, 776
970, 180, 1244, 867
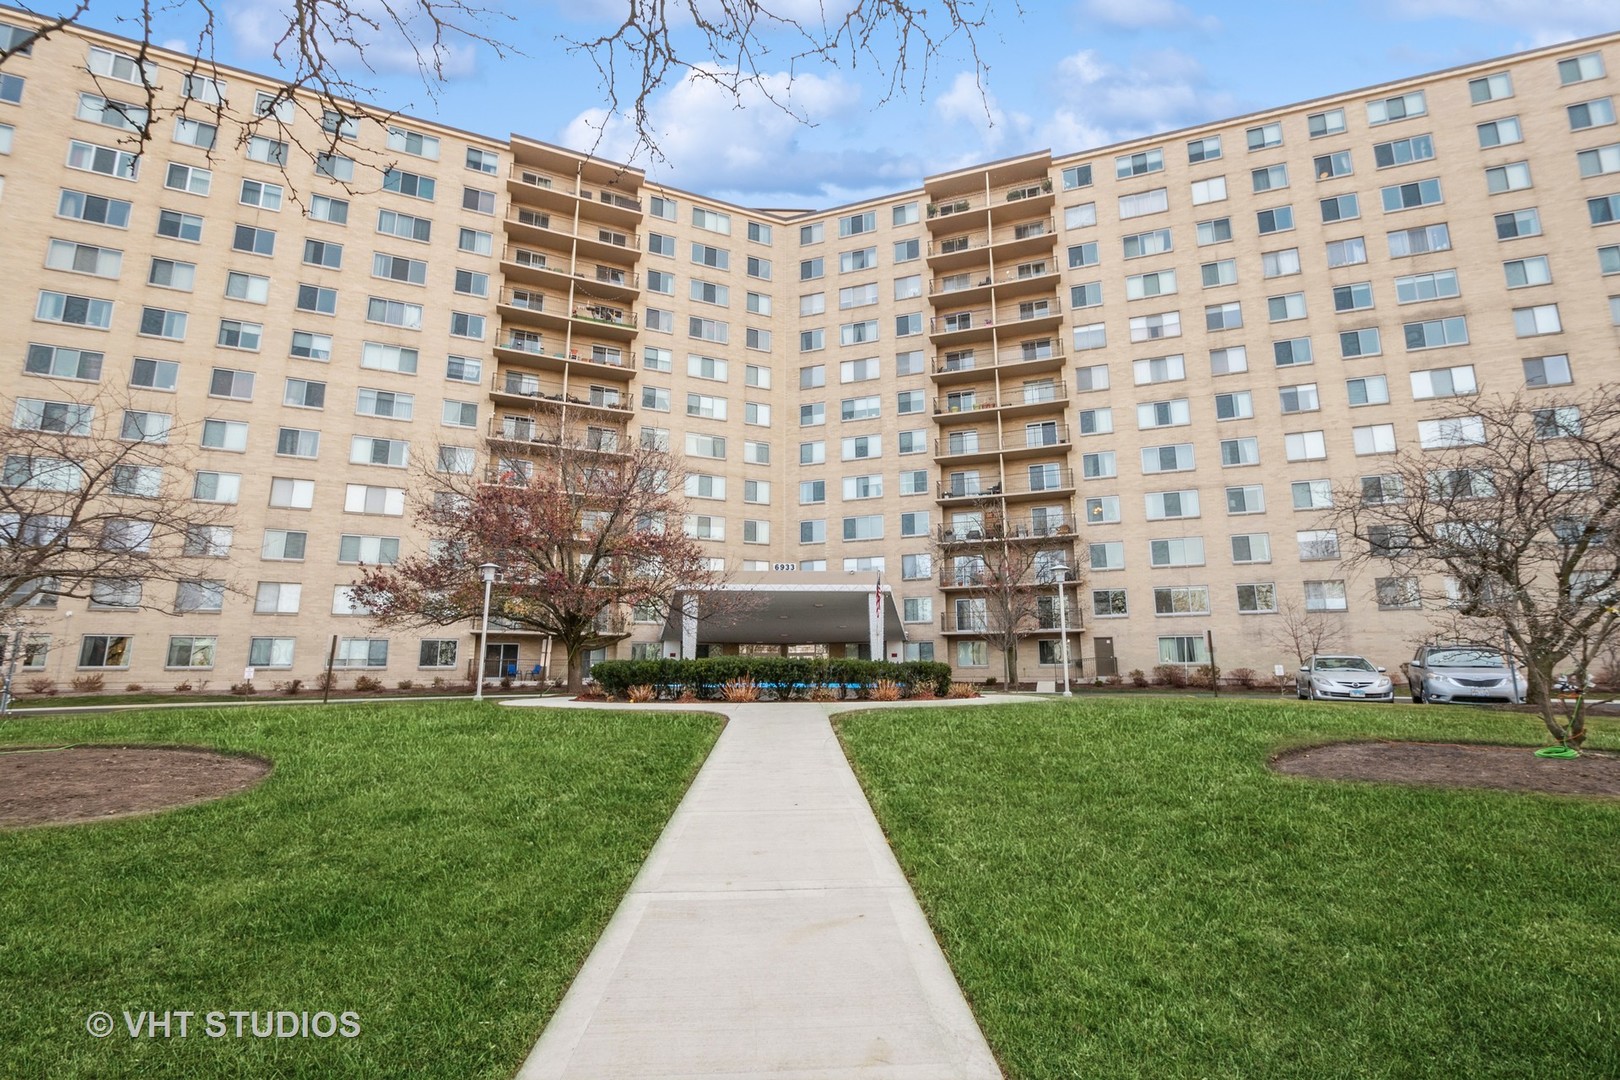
1329, 387, 1620, 746
1262, 593, 1345, 668
935, 496, 1076, 685
348, 436, 721, 693
0, 387, 235, 653
1, 1, 1012, 173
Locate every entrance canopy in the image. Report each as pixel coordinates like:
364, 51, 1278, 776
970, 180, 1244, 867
659, 571, 907, 658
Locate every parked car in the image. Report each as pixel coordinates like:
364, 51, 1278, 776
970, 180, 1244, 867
1401, 645, 1525, 705
1295, 655, 1394, 702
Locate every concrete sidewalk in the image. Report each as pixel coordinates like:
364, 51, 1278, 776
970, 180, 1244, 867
511, 699, 1003, 1080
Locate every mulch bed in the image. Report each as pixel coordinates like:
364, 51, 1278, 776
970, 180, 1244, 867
0, 745, 271, 828
1272, 741, 1620, 797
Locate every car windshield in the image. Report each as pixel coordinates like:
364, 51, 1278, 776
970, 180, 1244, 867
1316, 656, 1375, 672
1427, 649, 1506, 668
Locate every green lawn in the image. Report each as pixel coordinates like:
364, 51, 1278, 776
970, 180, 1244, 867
0, 701, 721, 1079
837, 698, 1620, 1080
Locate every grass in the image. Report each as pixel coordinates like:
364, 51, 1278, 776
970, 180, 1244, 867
0, 701, 721, 1079
836, 698, 1620, 1079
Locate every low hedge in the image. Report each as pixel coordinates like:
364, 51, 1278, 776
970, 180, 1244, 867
589, 657, 952, 699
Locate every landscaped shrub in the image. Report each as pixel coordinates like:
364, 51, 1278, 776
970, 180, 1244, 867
277, 679, 304, 696
172, 681, 192, 693
353, 674, 385, 692
1129, 669, 1149, 688
1188, 664, 1221, 689
720, 676, 760, 702
625, 683, 657, 703
26, 677, 56, 696
1228, 667, 1258, 689
589, 657, 952, 700
907, 684, 937, 700
809, 686, 842, 702
1152, 664, 1189, 688
125, 683, 143, 692
946, 681, 980, 699
396, 680, 415, 691
868, 679, 902, 701
314, 672, 338, 692
71, 674, 105, 693
230, 681, 257, 696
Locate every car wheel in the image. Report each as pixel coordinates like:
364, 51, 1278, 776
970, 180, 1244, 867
1412, 684, 1426, 704
1296, 684, 1308, 700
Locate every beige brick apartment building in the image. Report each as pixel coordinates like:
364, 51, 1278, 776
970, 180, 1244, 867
2, 11, 1617, 687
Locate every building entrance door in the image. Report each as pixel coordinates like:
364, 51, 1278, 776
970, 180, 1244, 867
1093, 637, 1118, 677
484, 642, 519, 679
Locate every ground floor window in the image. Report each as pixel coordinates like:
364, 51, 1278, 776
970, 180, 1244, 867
955, 640, 988, 667
903, 642, 934, 661
249, 637, 295, 668
336, 638, 389, 668
166, 636, 216, 669
418, 639, 459, 668
78, 634, 132, 669
1158, 635, 1209, 664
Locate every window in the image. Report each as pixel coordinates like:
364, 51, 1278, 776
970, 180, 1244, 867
224, 271, 271, 304
1133, 355, 1187, 386
1333, 282, 1376, 312
1141, 444, 1195, 474
1256, 206, 1294, 234
1144, 489, 1199, 520
1367, 91, 1425, 126
1202, 260, 1237, 288
334, 639, 389, 669
1387, 223, 1451, 258
692, 207, 731, 234
45, 238, 122, 278
1252, 164, 1288, 192
1090, 542, 1125, 571
1273, 337, 1313, 367
899, 511, 928, 536
58, 189, 132, 229
1477, 117, 1522, 148
274, 427, 319, 458
1486, 162, 1533, 193
1247, 122, 1282, 150
1137, 398, 1190, 429
67, 139, 140, 180
1221, 437, 1260, 466
1578, 145, 1620, 179
1269, 292, 1308, 321
139, 307, 188, 339
1382, 178, 1442, 212
1303, 581, 1348, 613
356, 387, 415, 420
26, 344, 104, 382
1187, 134, 1222, 162
1215, 391, 1253, 420
1263, 248, 1301, 278
1129, 312, 1180, 343
1153, 582, 1205, 615
1065, 203, 1098, 229
1284, 431, 1327, 461
1325, 237, 1367, 267
1403, 317, 1468, 351
267, 477, 315, 509
215, 319, 261, 350
296, 284, 338, 315
377, 209, 431, 243
1150, 537, 1206, 568
1373, 133, 1435, 168
1559, 52, 1606, 85
1523, 354, 1573, 387
1314, 151, 1353, 179
1292, 480, 1333, 509
893, 238, 920, 262
1115, 148, 1164, 177
175, 580, 225, 613
1570, 98, 1617, 132
372, 251, 425, 283
1231, 533, 1271, 564
1126, 269, 1177, 300
14, 398, 93, 435
344, 484, 406, 516
208, 367, 255, 401
1123, 229, 1172, 258
1513, 304, 1562, 338
1279, 383, 1319, 413
686, 433, 727, 459
1120, 187, 1169, 218
1346, 375, 1390, 406
1085, 496, 1121, 524
1352, 423, 1397, 455
1417, 416, 1486, 449
35, 290, 113, 330
1062, 163, 1094, 190
842, 435, 881, 460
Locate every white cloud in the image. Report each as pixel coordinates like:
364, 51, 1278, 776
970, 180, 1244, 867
1077, 0, 1221, 33
1039, 47, 1236, 151
560, 65, 923, 204
1387, 0, 1616, 46
224, 0, 479, 82
930, 70, 1034, 164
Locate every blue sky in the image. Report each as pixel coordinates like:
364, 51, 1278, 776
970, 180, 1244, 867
83, 0, 1620, 206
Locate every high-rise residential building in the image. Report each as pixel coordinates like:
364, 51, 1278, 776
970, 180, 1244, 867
2, 10, 1617, 687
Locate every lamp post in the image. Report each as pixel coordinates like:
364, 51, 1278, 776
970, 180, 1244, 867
474, 563, 498, 701
1050, 566, 1073, 697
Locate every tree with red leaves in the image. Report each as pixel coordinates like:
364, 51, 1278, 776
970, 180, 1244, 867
349, 440, 718, 694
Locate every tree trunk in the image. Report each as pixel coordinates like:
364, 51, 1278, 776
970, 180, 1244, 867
1530, 663, 1570, 743
1004, 644, 1018, 687
566, 647, 585, 695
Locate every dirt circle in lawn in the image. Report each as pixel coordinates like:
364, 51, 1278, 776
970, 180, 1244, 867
0, 745, 271, 828
1271, 741, 1620, 797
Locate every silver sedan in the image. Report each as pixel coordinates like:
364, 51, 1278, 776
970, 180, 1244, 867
1296, 655, 1395, 702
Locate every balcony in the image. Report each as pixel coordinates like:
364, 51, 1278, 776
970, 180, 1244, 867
493, 333, 636, 381
928, 261, 1060, 306
490, 374, 633, 415
937, 516, 1077, 545
987, 177, 1055, 225
487, 417, 626, 454
930, 343, 1067, 385
928, 297, 1063, 347
504, 211, 640, 264
934, 425, 1071, 462
936, 469, 1074, 504
507, 168, 644, 227
499, 249, 641, 301
926, 217, 1056, 270
933, 383, 1068, 419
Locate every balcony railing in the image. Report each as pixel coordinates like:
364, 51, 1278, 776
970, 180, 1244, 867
937, 516, 1076, 544
935, 426, 1070, 457
937, 470, 1074, 500
931, 262, 1058, 294
929, 298, 1063, 336
498, 334, 630, 369
933, 387, 1066, 415
594, 189, 642, 212
491, 375, 630, 412
932, 345, 1067, 376
927, 218, 1056, 258
572, 303, 637, 330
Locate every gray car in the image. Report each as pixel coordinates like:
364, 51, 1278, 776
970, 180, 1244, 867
1295, 655, 1394, 702
1402, 645, 1525, 705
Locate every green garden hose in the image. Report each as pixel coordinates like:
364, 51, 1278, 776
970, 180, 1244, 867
1534, 746, 1581, 759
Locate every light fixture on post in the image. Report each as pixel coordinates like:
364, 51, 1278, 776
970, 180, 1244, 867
474, 562, 499, 702
1049, 565, 1073, 698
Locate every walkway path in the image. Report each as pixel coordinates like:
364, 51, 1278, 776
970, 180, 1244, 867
509, 698, 1004, 1080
